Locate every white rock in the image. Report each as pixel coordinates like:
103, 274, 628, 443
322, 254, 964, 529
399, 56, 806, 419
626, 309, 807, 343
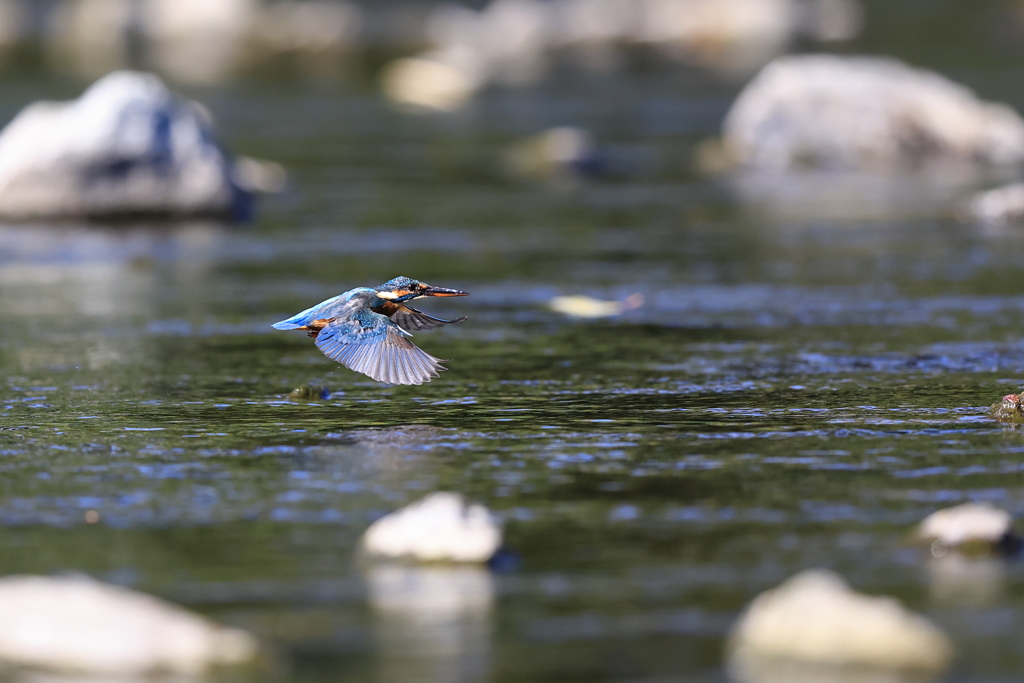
723, 55, 1024, 172
362, 492, 502, 563
549, 293, 644, 318
253, 1, 364, 53
917, 502, 1013, 546
141, 0, 256, 84
0, 574, 256, 675
966, 182, 1024, 225
727, 569, 953, 671
381, 53, 484, 112
47, 0, 138, 78
0, 71, 253, 220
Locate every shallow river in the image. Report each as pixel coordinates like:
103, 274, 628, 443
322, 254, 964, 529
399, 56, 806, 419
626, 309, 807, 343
6, 14, 1024, 680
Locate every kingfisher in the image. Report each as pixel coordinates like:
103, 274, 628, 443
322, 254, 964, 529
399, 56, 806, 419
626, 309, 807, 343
272, 276, 469, 385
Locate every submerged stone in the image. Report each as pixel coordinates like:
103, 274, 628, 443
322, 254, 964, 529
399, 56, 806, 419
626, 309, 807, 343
0, 574, 257, 675
727, 569, 953, 673
0, 70, 272, 221
289, 385, 330, 400
361, 492, 502, 563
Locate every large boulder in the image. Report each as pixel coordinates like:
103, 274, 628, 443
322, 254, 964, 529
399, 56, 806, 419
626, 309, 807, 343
723, 55, 1024, 173
0, 70, 263, 221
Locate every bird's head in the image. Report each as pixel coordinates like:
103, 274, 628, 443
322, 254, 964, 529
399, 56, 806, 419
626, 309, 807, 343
374, 276, 469, 303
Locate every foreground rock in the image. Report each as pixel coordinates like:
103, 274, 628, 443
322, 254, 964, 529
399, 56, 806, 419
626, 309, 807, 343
0, 574, 256, 675
0, 71, 274, 221
723, 55, 1024, 173
362, 492, 502, 563
727, 570, 953, 673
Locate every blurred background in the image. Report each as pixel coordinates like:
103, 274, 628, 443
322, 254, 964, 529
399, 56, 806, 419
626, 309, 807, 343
4, 0, 1024, 681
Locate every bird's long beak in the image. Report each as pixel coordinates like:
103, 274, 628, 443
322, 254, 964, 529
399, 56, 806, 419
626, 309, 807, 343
420, 284, 469, 297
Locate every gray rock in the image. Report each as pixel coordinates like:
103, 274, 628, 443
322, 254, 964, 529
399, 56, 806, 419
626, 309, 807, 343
0, 71, 257, 220
723, 55, 1024, 173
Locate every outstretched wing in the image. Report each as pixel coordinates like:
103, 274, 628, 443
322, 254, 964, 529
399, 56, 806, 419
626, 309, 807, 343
314, 312, 447, 385
390, 303, 468, 332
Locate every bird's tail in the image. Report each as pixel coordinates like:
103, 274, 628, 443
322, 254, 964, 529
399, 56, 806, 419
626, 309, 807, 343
272, 306, 321, 330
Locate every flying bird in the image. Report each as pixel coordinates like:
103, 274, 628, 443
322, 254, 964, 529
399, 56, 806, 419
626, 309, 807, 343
272, 276, 468, 385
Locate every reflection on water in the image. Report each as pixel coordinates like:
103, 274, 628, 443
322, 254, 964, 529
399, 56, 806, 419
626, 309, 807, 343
925, 553, 1008, 608
365, 564, 493, 683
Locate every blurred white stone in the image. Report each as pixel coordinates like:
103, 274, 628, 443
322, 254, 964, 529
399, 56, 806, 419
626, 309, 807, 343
634, 0, 794, 76
140, 0, 255, 84
0, 71, 255, 219
254, 1, 363, 53
381, 53, 484, 112
549, 293, 644, 318
727, 569, 953, 671
966, 182, 1024, 225
723, 55, 1024, 172
917, 502, 1012, 546
0, 574, 256, 675
47, 0, 138, 78
362, 492, 502, 563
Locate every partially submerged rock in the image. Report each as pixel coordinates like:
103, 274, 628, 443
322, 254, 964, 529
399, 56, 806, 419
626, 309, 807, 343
0, 70, 269, 221
989, 392, 1024, 424
0, 574, 256, 675
722, 55, 1024, 173
361, 492, 502, 563
727, 570, 953, 673
917, 502, 1016, 555
549, 293, 644, 318
288, 385, 330, 400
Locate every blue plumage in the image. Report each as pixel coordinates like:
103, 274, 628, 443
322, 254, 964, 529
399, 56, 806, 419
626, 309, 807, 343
272, 278, 469, 385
